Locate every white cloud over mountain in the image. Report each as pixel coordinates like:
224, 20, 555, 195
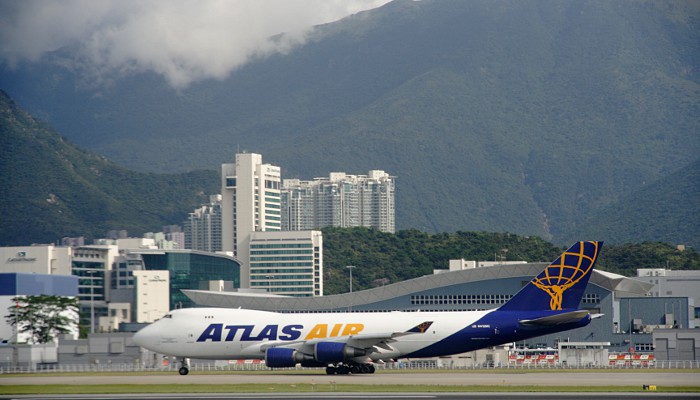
0, 0, 389, 88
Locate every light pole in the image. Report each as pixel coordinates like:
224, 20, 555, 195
346, 266, 356, 294
346, 265, 356, 312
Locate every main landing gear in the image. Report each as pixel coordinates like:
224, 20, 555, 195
325, 363, 375, 375
178, 357, 190, 375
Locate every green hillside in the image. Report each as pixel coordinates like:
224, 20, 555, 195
0, 91, 219, 245
1, 0, 698, 246
570, 160, 700, 246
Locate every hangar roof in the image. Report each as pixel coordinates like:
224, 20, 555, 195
182, 263, 652, 311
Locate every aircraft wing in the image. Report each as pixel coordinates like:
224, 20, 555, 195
254, 321, 434, 354
519, 310, 590, 326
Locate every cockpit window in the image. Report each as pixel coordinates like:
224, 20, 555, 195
164, 314, 172, 318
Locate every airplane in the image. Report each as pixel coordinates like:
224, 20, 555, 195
133, 241, 602, 375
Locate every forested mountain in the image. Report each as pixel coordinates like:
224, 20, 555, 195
1, 0, 698, 246
1, 89, 697, 249
569, 160, 700, 246
0, 90, 219, 245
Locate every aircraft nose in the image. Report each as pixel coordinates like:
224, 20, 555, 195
132, 325, 152, 348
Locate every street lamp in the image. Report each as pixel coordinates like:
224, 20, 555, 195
346, 265, 356, 312
346, 266, 356, 294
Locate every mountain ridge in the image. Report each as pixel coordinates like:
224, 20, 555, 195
1, 0, 698, 245
0, 90, 219, 245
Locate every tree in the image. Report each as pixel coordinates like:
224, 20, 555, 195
5, 295, 79, 344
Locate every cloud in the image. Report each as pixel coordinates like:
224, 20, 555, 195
0, 0, 390, 89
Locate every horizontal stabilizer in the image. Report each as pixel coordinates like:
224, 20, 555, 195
406, 321, 434, 333
520, 310, 590, 326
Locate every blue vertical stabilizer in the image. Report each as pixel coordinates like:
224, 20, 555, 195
498, 241, 603, 311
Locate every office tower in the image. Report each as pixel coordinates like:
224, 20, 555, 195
184, 195, 222, 252
249, 230, 323, 297
281, 170, 395, 233
221, 153, 282, 287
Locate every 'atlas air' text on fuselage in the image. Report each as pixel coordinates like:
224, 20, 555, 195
196, 323, 365, 342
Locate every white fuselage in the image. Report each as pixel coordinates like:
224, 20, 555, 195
133, 307, 490, 360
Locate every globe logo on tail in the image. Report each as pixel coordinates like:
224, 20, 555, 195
531, 241, 600, 310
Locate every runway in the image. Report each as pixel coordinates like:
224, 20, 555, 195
1, 370, 698, 387
1, 394, 699, 400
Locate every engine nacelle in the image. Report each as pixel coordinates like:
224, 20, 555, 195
265, 347, 313, 368
314, 342, 367, 363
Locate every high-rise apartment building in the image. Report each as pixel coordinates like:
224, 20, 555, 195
281, 170, 395, 233
221, 153, 283, 287
184, 195, 222, 252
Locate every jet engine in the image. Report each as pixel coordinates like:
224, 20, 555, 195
314, 342, 367, 363
264, 347, 312, 368
264, 342, 368, 368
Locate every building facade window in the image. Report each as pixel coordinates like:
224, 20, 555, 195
410, 294, 513, 305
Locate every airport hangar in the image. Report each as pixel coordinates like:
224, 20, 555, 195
183, 262, 667, 354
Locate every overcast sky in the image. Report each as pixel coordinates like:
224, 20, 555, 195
0, 0, 391, 88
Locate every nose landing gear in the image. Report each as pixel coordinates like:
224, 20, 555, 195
178, 357, 190, 375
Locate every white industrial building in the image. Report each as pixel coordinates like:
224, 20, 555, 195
0, 243, 173, 334
637, 268, 700, 328
0, 245, 72, 275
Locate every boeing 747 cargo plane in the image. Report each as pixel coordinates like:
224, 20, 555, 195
133, 241, 602, 375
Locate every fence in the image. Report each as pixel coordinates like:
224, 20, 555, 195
1, 359, 699, 374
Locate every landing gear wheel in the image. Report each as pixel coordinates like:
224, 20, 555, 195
325, 366, 336, 375
350, 365, 360, 374
178, 357, 190, 376
337, 365, 350, 375
368, 364, 376, 374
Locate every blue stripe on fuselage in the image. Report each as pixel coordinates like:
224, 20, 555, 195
402, 309, 591, 358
